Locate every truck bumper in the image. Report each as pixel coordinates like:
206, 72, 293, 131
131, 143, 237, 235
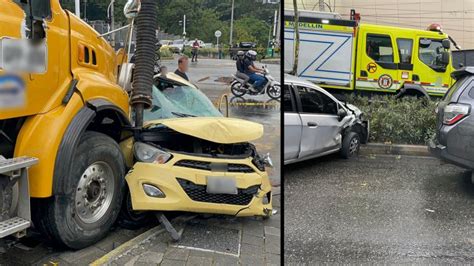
125, 158, 273, 217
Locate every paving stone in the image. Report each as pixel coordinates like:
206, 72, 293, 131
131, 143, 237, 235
188, 249, 215, 258
186, 255, 213, 266
265, 252, 281, 266
240, 243, 264, 256
262, 215, 281, 229
240, 254, 265, 265
163, 247, 190, 261
264, 226, 280, 237
264, 234, 280, 255
241, 233, 264, 247
242, 220, 264, 237
58, 245, 106, 264
213, 254, 239, 265
161, 258, 186, 266
94, 230, 133, 252
136, 251, 164, 264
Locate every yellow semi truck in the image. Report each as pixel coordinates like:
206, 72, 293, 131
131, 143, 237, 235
284, 9, 456, 97
0, 0, 273, 249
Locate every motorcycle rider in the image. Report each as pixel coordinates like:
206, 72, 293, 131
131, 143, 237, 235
235, 51, 249, 87
243, 50, 266, 92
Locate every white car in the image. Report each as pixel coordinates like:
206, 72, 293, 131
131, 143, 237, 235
169, 39, 185, 53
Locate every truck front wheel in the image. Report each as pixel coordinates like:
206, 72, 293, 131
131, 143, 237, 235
32, 131, 125, 249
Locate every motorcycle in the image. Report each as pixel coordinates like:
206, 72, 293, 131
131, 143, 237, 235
230, 67, 281, 100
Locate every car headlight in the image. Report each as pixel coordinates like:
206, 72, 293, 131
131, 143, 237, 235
134, 142, 172, 164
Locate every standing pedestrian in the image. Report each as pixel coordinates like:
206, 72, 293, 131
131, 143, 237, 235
174, 56, 190, 81
191, 38, 200, 62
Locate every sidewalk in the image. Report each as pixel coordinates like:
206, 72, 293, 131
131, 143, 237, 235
93, 192, 281, 266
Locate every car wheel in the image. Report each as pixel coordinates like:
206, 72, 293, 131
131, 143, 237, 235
32, 131, 124, 249
340, 132, 360, 159
117, 187, 154, 230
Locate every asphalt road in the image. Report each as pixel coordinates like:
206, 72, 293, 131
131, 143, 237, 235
285, 154, 474, 264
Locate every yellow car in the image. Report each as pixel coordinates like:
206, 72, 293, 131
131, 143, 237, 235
120, 73, 273, 221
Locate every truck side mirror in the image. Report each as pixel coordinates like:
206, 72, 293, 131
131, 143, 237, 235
440, 51, 450, 65
337, 108, 347, 121
124, 0, 141, 19
442, 39, 450, 49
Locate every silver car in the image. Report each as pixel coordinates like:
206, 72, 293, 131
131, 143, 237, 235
284, 75, 369, 165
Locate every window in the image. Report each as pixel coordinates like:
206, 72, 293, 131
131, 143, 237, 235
283, 85, 295, 112
366, 34, 394, 63
397, 38, 413, 64
296, 86, 337, 115
419, 38, 447, 72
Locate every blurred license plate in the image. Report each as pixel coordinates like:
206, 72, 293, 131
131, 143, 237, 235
206, 176, 237, 195
0, 38, 47, 73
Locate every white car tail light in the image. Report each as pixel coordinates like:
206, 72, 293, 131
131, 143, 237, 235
443, 104, 470, 125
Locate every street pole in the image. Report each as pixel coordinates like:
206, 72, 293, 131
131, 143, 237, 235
110, 0, 115, 48
75, 0, 80, 17
183, 14, 186, 52
217, 36, 220, 59
229, 0, 234, 46
272, 9, 277, 57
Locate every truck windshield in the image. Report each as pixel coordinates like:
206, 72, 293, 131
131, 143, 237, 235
144, 85, 222, 121
419, 39, 447, 72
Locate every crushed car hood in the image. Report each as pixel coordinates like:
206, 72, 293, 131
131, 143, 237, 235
145, 117, 264, 144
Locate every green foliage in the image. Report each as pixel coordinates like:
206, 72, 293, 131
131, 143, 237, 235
60, 0, 277, 47
159, 47, 173, 58
347, 95, 437, 145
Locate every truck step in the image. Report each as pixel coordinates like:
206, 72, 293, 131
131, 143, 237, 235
0, 156, 38, 175
0, 217, 30, 238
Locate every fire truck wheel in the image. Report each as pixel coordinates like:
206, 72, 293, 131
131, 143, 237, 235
33, 131, 125, 249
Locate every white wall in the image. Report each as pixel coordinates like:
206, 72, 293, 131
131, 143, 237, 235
285, 0, 474, 49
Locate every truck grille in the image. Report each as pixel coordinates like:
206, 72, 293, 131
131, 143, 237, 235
176, 178, 259, 206
175, 160, 254, 173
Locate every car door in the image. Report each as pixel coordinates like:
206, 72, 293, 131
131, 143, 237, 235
283, 84, 302, 162
295, 85, 342, 158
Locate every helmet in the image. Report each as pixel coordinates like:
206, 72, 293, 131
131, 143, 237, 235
236, 50, 245, 58
245, 50, 257, 60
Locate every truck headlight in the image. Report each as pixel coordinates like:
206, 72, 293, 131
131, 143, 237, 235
134, 142, 172, 164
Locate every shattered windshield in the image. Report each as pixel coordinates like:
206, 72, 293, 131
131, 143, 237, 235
144, 84, 222, 121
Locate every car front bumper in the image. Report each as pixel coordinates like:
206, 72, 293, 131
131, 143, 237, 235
125, 153, 273, 217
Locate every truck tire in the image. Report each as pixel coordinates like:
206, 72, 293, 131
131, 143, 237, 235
32, 131, 125, 249
340, 132, 360, 159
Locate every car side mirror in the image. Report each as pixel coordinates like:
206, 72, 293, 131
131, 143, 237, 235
337, 108, 347, 121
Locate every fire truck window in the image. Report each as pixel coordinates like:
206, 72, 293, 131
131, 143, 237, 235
366, 34, 394, 63
283, 85, 295, 112
397, 38, 413, 64
296, 86, 337, 115
419, 39, 446, 71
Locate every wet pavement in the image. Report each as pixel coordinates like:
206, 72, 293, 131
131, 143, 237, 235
284, 154, 474, 264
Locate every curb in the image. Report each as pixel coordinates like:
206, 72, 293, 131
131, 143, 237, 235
260, 59, 281, 65
90, 226, 165, 266
360, 143, 432, 157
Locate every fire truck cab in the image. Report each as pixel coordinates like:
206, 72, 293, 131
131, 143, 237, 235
284, 9, 455, 97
